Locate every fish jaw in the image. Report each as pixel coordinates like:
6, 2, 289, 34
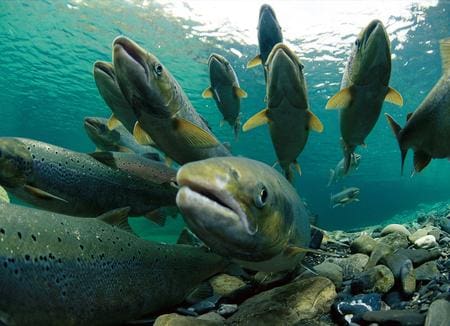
93, 61, 116, 84
83, 117, 120, 148
208, 54, 231, 84
258, 4, 283, 62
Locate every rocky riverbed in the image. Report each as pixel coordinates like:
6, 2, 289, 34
131, 202, 449, 326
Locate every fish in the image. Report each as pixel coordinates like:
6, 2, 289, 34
247, 3, 283, 82
330, 187, 360, 208
385, 37, 450, 174
202, 53, 247, 139
112, 36, 231, 165
0, 202, 226, 325
326, 20, 403, 173
93, 61, 138, 134
0, 137, 177, 217
84, 116, 161, 160
243, 43, 324, 182
175, 157, 312, 272
327, 153, 361, 186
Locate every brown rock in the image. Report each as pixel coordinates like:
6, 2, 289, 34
209, 274, 246, 296
154, 313, 222, 326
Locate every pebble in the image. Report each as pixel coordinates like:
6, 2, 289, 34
415, 235, 438, 249
350, 234, 377, 255
313, 261, 343, 289
209, 274, 246, 296
326, 253, 369, 280
381, 224, 411, 237
351, 265, 395, 294
217, 304, 238, 317
154, 313, 222, 326
415, 261, 441, 281
335, 293, 382, 323
425, 299, 450, 326
395, 248, 441, 266
361, 310, 425, 326
378, 232, 410, 249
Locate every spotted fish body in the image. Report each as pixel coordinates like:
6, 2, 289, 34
0, 138, 176, 216
0, 202, 225, 325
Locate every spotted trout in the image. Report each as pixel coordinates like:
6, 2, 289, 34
385, 37, 450, 174
112, 36, 231, 164
0, 202, 225, 325
0, 137, 176, 217
243, 43, 324, 182
176, 157, 313, 272
202, 53, 247, 139
326, 20, 403, 173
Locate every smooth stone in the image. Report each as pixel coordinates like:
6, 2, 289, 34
351, 265, 395, 294
383, 291, 409, 309
217, 304, 238, 317
350, 234, 377, 255
336, 293, 382, 317
154, 313, 222, 326
396, 248, 441, 266
410, 226, 437, 243
415, 261, 440, 281
197, 312, 225, 323
362, 310, 425, 326
313, 262, 343, 289
365, 243, 394, 270
381, 224, 411, 237
225, 276, 336, 325
415, 235, 438, 249
378, 232, 410, 249
381, 253, 416, 295
326, 254, 369, 280
209, 274, 246, 296
187, 295, 222, 314
425, 299, 450, 326
440, 218, 450, 234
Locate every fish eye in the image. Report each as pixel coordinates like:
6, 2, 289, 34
255, 185, 268, 208
355, 39, 360, 47
154, 64, 163, 76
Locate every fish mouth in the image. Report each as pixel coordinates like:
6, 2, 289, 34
176, 171, 257, 236
84, 117, 103, 133
362, 20, 387, 50
93, 61, 115, 80
259, 4, 276, 19
208, 53, 225, 66
113, 36, 149, 79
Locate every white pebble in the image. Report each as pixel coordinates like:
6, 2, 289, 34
414, 235, 437, 249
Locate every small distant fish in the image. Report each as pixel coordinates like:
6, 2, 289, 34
0, 137, 177, 217
327, 153, 361, 186
0, 202, 226, 325
243, 43, 324, 182
247, 3, 283, 82
176, 157, 314, 272
330, 187, 360, 208
202, 53, 247, 139
385, 37, 450, 174
84, 116, 161, 159
112, 36, 231, 165
93, 61, 137, 133
326, 20, 403, 173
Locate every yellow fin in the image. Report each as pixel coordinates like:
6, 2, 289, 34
247, 54, 262, 68
294, 161, 302, 176
325, 87, 352, 109
242, 108, 269, 132
385, 87, 404, 106
173, 118, 219, 148
307, 110, 324, 132
440, 37, 450, 72
133, 121, 153, 145
0, 186, 10, 203
164, 155, 174, 167
107, 114, 121, 130
24, 185, 68, 203
234, 86, 248, 98
202, 87, 214, 98
284, 246, 340, 258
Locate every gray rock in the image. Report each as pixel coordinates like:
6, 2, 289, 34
379, 232, 410, 249
395, 248, 441, 266
362, 310, 425, 325
217, 304, 238, 317
366, 243, 394, 270
313, 262, 343, 289
381, 253, 416, 295
381, 224, 411, 237
425, 299, 450, 326
351, 265, 395, 294
197, 312, 225, 323
154, 313, 222, 326
410, 226, 440, 243
350, 234, 377, 255
225, 277, 336, 325
415, 261, 441, 281
326, 254, 369, 280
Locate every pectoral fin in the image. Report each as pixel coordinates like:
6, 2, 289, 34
24, 185, 68, 203
325, 87, 352, 109
440, 37, 450, 72
89, 152, 117, 169
385, 87, 404, 106
202, 87, 214, 98
307, 110, 324, 132
242, 108, 269, 132
144, 210, 167, 226
107, 114, 122, 130
133, 122, 154, 146
234, 86, 248, 98
385, 113, 407, 175
172, 118, 219, 148
97, 207, 133, 233
413, 151, 431, 173
247, 54, 262, 68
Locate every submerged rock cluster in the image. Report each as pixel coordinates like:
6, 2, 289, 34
147, 203, 449, 325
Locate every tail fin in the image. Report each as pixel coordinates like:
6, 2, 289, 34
327, 169, 335, 187
385, 113, 407, 175
284, 161, 301, 184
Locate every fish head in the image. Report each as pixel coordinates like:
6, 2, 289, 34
349, 20, 391, 85
176, 157, 295, 262
84, 117, 121, 150
113, 36, 174, 118
349, 187, 361, 198
266, 43, 307, 108
208, 53, 233, 81
353, 153, 362, 167
0, 138, 32, 188
257, 4, 283, 62
93, 61, 117, 90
